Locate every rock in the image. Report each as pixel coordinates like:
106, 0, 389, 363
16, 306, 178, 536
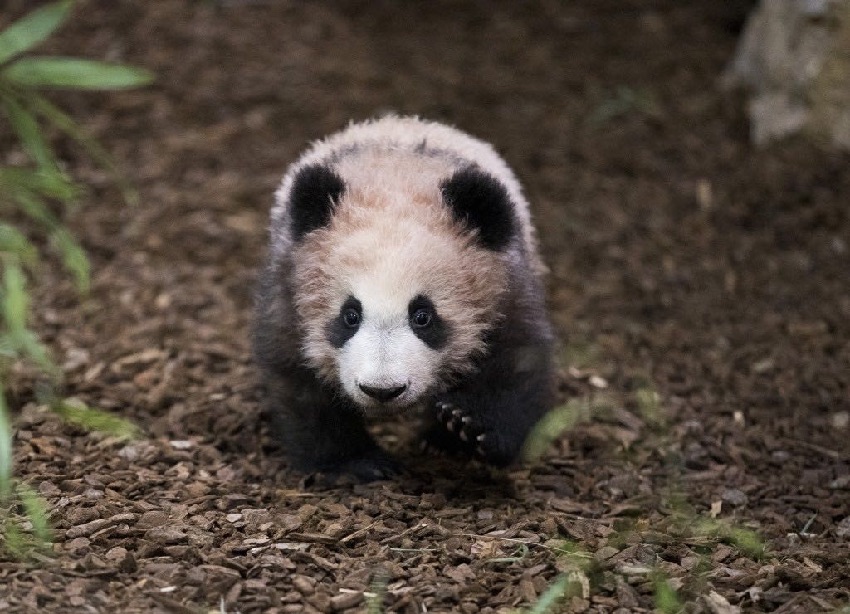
721, 489, 749, 507
725, 0, 850, 149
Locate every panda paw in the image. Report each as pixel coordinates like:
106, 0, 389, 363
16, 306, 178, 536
434, 401, 486, 456
312, 450, 402, 483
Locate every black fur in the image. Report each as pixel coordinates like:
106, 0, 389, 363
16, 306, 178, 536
441, 167, 517, 251
253, 241, 555, 480
421, 257, 555, 466
407, 295, 449, 350
289, 164, 345, 240
254, 139, 554, 483
253, 266, 398, 481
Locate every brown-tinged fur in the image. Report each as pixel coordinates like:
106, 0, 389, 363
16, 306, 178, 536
254, 116, 555, 480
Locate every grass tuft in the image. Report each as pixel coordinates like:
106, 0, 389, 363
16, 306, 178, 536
0, 0, 150, 557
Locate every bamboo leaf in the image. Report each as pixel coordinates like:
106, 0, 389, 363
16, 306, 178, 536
14, 330, 56, 375
2, 261, 28, 334
49, 227, 89, 293
0, 388, 12, 501
2, 519, 27, 557
3, 182, 58, 228
17, 482, 52, 544
0, 167, 79, 205
3, 57, 154, 90
0, 224, 38, 265
0, 93, 54, 170
28, 94, 138, 205
52, 398, 139, 440
527, 575, 568, 614
0, 1, 74, 66
522, 398, 591, 462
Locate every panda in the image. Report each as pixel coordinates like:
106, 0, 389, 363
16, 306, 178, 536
253, 115, 555, 481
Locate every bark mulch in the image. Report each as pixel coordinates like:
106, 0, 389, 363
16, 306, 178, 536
2, 1, 848, 612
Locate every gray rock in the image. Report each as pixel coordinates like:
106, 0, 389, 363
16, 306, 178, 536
725, 0, 850, 149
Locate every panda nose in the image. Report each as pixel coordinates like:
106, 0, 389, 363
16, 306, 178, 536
359, 383, 408, 402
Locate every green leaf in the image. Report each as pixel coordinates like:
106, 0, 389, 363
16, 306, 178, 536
527, 575, 568, 614
2, 261, 28, 334
28, 94, 139, 205
0, 388, 12, 501
652, 573, 682, 614
49, 227, 89, 294
522, 398, 590, 462
0, 166, 79, 205
0, 224, 38, 266
3, 57, 154, 90
17, 482, 52, 544
13, 329, 55, 375
2, 181, 58, 228
0, 92, 55, 170
0, 1, 74, 66
52, 399, 139, 440
2, 519, 27, 557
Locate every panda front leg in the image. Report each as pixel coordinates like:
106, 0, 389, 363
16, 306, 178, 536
263, 366, 400, 481
424, 363, 554, 467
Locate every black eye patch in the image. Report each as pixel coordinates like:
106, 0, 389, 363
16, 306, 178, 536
408, 295, 449, 350
326, 296, 362, 348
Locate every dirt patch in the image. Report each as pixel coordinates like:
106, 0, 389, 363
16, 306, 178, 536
2, 1, 848, 612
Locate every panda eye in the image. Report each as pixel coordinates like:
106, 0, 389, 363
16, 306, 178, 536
342, 308, 361, 329
410, 308, 432, 328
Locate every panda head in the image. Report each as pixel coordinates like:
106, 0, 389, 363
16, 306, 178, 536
285, 162, 517, 412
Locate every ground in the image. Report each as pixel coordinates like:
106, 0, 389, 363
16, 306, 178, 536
1, 1, 848, 612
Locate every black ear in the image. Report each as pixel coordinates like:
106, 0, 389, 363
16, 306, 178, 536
289, 164, 346, 240
440, 167, 516, 251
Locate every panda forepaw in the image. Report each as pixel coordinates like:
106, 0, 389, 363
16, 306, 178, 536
324, 451, 402, 482
433, 400, 485, 456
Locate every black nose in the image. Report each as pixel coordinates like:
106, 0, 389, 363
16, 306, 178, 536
358, 383, 407, 402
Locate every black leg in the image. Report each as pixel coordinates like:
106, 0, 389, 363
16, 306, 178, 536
423, 348, 554, 466
262, 366, 400, 481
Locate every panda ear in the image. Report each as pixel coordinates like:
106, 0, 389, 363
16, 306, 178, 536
441, 167, 516, 251
289, 164, 346, 240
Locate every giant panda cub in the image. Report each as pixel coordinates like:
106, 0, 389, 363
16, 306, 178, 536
253, 115, 555, 481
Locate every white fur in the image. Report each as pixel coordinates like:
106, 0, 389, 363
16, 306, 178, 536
275, 116, 540, 412
271, 115, 542, 272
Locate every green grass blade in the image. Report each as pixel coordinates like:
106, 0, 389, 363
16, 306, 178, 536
2, 519, 27, 557
522, 398, 589, 462
0, 166, 79, 205
0, 387, 12, 502
653, 574, 682, 614
28, 94, 139, 205
0, 224, 38, 265
365, 572, 389, 614
528, 575, 568, 614
0, 0, 74, 66
2, 261, 29, 334
3, 57, 154, 90
4, 183, 58, 229
49, 227, 89, 294
17, 482, 52, 544
0, 92, 55, 170
52, 398, 139, 440
15, 330, 56, 375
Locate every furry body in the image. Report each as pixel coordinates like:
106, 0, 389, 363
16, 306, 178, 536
253, 116, 555, 480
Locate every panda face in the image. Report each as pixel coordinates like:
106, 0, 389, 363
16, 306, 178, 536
291, 179, 511, 411
327, 292, 448, 410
